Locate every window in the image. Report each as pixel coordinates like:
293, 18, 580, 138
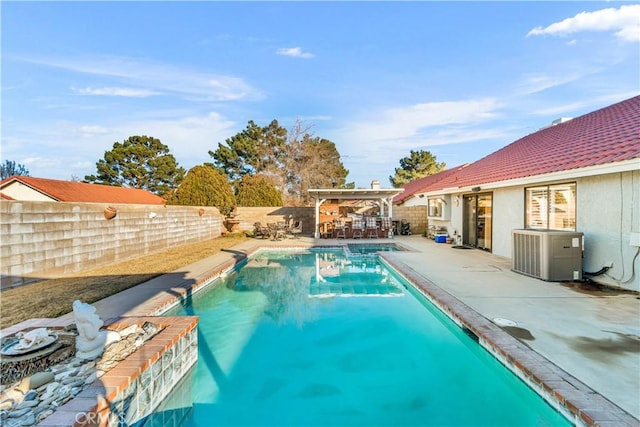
428, 198, 444, 219
525, 183, 576, 230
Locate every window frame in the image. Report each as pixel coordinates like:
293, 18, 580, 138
525, 182, 576, 231
427, 196, 447, 220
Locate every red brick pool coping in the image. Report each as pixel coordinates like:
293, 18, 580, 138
36, 316, 198, 427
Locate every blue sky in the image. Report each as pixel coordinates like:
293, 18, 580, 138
2, 1, 639, 188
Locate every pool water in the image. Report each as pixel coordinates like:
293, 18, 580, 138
346, 243, 403, 255
153, 249, 569, 426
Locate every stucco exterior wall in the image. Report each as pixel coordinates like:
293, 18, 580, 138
577, 170, 639, 290
491, 187, 525, 258
1, 201, 225, 288
442, 171, 639, 291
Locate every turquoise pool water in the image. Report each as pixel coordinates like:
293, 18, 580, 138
346, 242, 404, 255
154, 248, 569, 426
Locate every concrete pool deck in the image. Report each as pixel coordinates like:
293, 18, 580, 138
5, 235, 637, 425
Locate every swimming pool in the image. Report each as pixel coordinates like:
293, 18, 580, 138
153, 248, 570, 426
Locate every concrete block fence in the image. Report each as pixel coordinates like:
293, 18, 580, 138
0, 201, 224, 288
1, 201, 427, 289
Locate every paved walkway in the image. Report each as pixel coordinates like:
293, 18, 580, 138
4, 235, 638, 424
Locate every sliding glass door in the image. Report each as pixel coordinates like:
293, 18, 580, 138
463, 193, 492, 251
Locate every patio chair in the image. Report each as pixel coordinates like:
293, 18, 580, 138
253, 222, 269, 239
267, 222, 286, 241
351, 217, 364, 239
287, 220, 303, 239
334, 219, 347, 239
365, 216, 379, 238
380, 217, 393, 238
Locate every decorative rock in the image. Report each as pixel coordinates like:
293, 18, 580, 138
22, 390, 36, 402
18, 412, 36, 426
0, 321, 160, 425
7, 407, 31, 418
25, 372, 54, 391
15, 399, 38, 410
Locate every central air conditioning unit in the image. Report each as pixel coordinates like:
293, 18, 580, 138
512, 229, 583, 281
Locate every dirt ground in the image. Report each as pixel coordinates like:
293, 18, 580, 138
0, 234, 248, 329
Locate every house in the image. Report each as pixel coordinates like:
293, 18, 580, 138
0, 176, 166, 205
395, 95, 640, 291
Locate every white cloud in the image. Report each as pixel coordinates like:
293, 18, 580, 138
329, 98, 506, 184
527, 4, 640, 42
74, 86, 159, 97
276, 47, 315, 59
5, 111, 238, 180
74, 125, 111, 137
514, 72, 585, 96
339, 98, 502, 144
16, 54, 262, 102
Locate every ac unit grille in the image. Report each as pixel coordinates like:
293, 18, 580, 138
513, 232, 541, 277
512, 229, 583, 281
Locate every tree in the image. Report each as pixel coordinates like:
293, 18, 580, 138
285, 131, 350, 205
209, 120, 287, 182
235, 174, 283, 207
166, 165, 236, 216
389, 149, 446, 187
85, 135, 185, 196
0, 160, 29, 179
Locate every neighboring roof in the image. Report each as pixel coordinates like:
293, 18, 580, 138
0, 176, 166, 204
0, 193, 15, 200
393, 164, 468, 204
430, 95, 640, 192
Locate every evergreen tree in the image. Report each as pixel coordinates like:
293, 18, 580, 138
85, 135, 185, 196
389, 149, 445, 187
236, 174, 283, 207
166, 165, 236, 216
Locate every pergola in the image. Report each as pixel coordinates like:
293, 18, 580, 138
308, 188, 405, 238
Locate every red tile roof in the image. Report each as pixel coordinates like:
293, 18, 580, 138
0, 176, 166, 204
431, 95, 640, 191
394, 164, 469, 203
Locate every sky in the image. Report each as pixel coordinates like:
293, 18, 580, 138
2, 1, 639, 189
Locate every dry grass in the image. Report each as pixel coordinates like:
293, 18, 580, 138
0, 234, 248, 329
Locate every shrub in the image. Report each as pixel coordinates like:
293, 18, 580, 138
236, 174, 283, 207
166, 165, 236, 216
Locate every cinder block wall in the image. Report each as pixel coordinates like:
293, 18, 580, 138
1, 201, 224, 288
391, 206, 428, 235
235, 206, 315, 236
